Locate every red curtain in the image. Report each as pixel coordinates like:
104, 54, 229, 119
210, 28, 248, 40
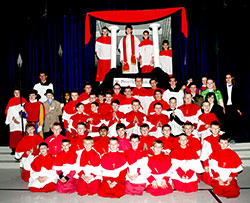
85, 7, 188, 44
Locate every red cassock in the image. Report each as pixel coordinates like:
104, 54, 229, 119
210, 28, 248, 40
29, 153, 57, 192
86, 112, 104, 134
53, 150, 78, 193
198, 112, 219, 132
147, 99, 170, 115
98, 102, 113, 115
125, 148, 149, 195
147, 113, 170, 138
159, 135, 179, 154
138, 135, 156, 153
170, 145, 204, 193
145, 153, 173, 196
200, 134, 221, 185
45, 134, 65, 157
70, 133, 88, 152
117, 136, 131, 152
112, 93, 126, 103
93, 136, 110, 155
98, 151, 128, 198
78, 92, 90, 104
119, 97, 137, 114
77, 148, 101, 196
15, 134, 44, 182
132, 87, 149, 97
105, 110, 125, 128
83, 103, 92, 115
68, 113, 88, 137
209, 148, 243, 198
178, 103, 201, 128
187, 134, 202, 156
125, 111, 146, 129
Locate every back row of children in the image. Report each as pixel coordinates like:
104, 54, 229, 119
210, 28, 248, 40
15, 119, 243, 199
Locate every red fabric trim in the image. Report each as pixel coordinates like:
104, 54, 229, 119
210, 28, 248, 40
85, 7, 188, 44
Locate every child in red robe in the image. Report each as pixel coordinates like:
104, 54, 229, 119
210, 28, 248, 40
183, 122, 202, 156
125, 134, 150, 195
98, 91, 113, 115
45, 122, 65, 157
53, 139, 77, 193
105, 99, 125, 137
112, 83, 126, 103
15, 124, 43, 182
76, 136, 101, 196
209, 134, 243, 198
116, 123, 131, 152
68, 103, 88, 138
198, 101, 220, 141
138, 124, 155, 153
98, 137, 128, 198
119, 86, 137, 114
200, 121, 224, 185
70, 122, 88, 152
28, 142, 57, 192
78, 83, 92, 104
170, 134, 204, 193
159, 124, 178, 155
147, 103, 170, 138
124, 99, 146, 137
93, 126, 110, 155
145, 140, 173, 196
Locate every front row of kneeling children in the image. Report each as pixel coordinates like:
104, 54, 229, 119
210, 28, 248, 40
15, 123, 243, 199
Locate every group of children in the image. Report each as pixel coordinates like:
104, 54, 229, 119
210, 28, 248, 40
15, 118, 243, 199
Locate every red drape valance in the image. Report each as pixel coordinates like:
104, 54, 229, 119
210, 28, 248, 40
85, 7, 188, 44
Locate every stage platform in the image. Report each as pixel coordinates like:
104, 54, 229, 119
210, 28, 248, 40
0, 167, 249, 203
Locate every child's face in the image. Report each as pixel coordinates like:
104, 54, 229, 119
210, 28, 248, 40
184, 94, 192, 104
150, 80, 157, 89
202, 102, 210, 113
46, 93, 53, 100
102, 29, 109, 37
130, 138, 140, 150
77, 125, 86, 135
109, 140, 119, 152
154, 104, 162, 115
154, 91, 162, 100
183, 125, 193, 135
162, 127, 171, 137
91, 104, 98, 112
99, 128, 108, 137
65, 93, 70, 101
169, 99, 177, 109
71, 92, 79, 101
219, 139, 230, 149
132, 102, 140, 112
112, 103, 119, 112
202, 77, 207, 85
189, 85, 197, 94
135, 78, 143, 88
169, 78, 177, 87
140, 127, 149, 136
14, 90, 20, 98
143, 32, 149, 39
77, 104, 84, 113
89, 95, 96, 103
39, 145, 48, 156
29, 94, 36, 101
210, 125, 220, 135
179, 135, 188, 148
26, 127, 35, 135
113, 85, 121, 95
162, 43, 169, 50
84, 85, 92, 94
84, 140, 93, 151
98, 95, 105, 103
117, 128, 126, 138
62, 142, 70, 152
52, 125, 62, 136
207, 95, 215, 104
206, 79, 214, 89
105, 94, 112, 103
124, 88, 132, 97
152, 143, 163, 155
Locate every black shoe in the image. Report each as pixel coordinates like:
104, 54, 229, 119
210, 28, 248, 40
10, 148, 15, 155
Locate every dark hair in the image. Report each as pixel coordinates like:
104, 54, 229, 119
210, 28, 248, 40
84, 136, 94, 142
39, 142, 49, 149
99, 125, 109, 132
77, 122, 86, 128
91, 101, 99, 107
76, 102, 84, 109
162, 124, 172, 130
140, 123, 150, 129
162, 40, 169, 45
61, 139, 70, 144
210, 120, 220, 126
154, 102, 163, 108
154, 89, 163, 95
153, 140, 163, 147
183, 122, 193, 127
116, 123, 126, 131
109, 137, 119, 144
205, 92, 218, 104
111, 99, 120, 105
131, 99, 141, 105
218, 133, 230, 142
130, 134, 140, 141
